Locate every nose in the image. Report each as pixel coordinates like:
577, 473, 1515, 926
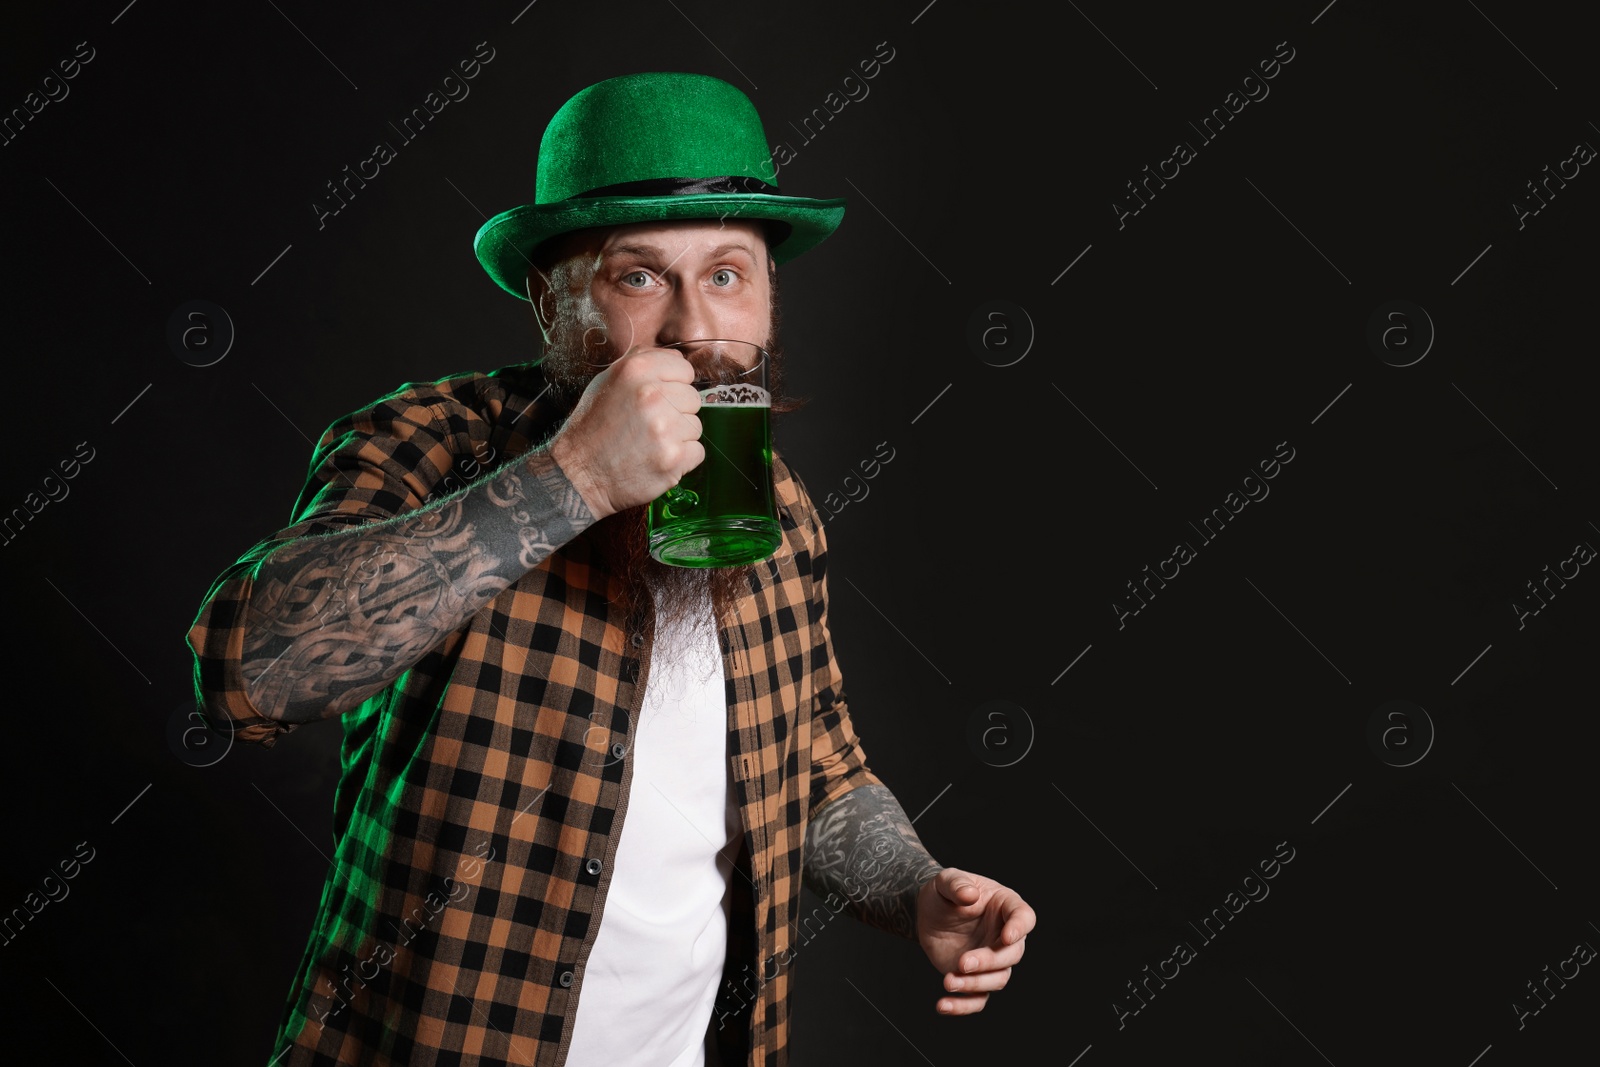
658, 279, 718, 348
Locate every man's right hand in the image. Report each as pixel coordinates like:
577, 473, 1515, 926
548, 346, 706, 521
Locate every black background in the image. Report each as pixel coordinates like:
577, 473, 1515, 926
1, 1, 1594, 1064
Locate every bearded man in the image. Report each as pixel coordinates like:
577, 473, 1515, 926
188, 71, 1035, 1067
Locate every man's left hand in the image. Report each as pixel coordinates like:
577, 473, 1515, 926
915, 867, 1037, 1015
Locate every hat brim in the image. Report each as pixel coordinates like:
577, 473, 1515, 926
473, 193, 847, 300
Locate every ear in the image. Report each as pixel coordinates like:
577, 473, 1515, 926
526, 266, 556, 345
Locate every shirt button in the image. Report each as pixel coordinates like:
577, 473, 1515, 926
585, 857, 602, 876
559, 970, 574, 988
611, 741, 627, 759
631, 632, 644, 648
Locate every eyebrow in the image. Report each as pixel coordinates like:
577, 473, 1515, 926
601, 242, 760, 263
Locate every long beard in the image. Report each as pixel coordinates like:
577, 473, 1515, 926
534, 283, 796, 651
581, 504, 753, 654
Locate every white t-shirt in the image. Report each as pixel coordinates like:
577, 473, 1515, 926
564, 591, 740, 1066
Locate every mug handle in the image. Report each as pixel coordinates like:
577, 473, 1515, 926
663, 483, 699, 510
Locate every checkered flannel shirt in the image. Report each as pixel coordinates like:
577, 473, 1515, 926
186, 361, 885, 1066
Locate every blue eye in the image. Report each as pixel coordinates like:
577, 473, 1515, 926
711, 269, 735, 286
623, 270, 651, 287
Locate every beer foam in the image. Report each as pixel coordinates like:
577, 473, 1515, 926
700, 383, 770, 406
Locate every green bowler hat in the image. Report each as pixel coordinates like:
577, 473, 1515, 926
474, 71, 847, 301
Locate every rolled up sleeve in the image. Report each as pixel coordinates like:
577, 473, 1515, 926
185, 383, 468, 747
796, 477, 885, 819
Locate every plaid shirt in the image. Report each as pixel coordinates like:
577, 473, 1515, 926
187, 361, 884, 1066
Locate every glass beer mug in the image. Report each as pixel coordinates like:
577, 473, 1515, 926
646, 339, 782, 567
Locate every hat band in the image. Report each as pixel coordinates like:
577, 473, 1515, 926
570, 174, 779, 199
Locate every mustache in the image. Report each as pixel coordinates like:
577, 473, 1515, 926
683, 345, 766, 384
582, 334, 766, 380
549, 334, 782, 404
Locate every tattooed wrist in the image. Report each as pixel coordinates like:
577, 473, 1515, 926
803, 784, 945, 940
239, 446, 594, 723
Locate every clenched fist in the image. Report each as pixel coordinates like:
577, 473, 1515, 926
547, 346, 706, 521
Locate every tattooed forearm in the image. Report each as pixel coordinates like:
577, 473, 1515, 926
802, 784, 945, 940
238, 447, 593, 723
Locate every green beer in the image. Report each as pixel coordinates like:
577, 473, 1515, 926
648, 344, 782, 567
